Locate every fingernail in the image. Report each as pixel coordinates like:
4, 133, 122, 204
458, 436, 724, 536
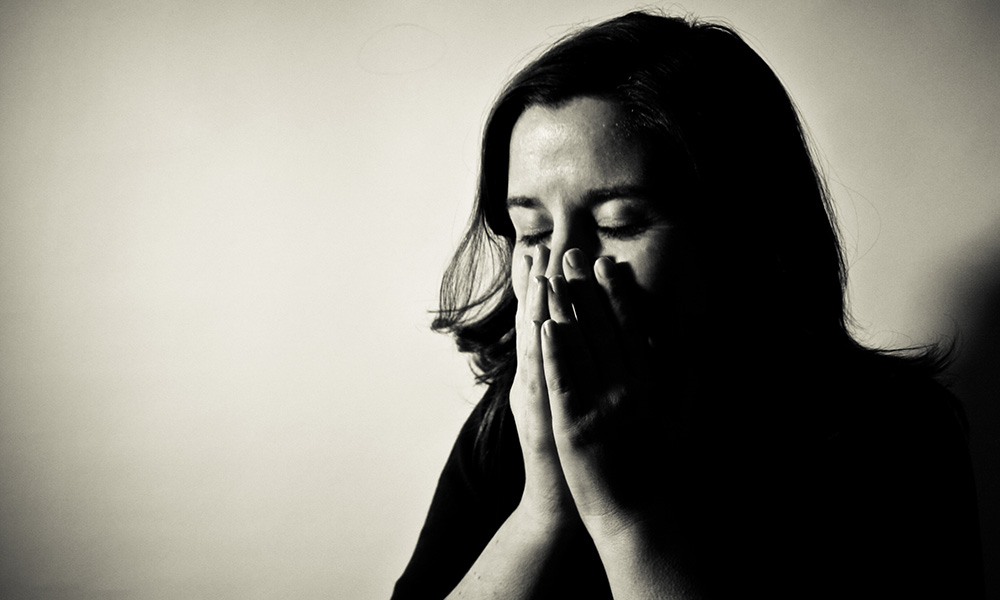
548, 275, 560, 294
523, 254, 533, 270
596, 257, 615, 281
565, 249, 583, 270
542, 320, 554, 338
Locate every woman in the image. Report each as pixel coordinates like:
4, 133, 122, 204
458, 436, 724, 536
393, 11, 982, 599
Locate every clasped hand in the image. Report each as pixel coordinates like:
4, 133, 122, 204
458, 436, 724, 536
511, 246, 662, 541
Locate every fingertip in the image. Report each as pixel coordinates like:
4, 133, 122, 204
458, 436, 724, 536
548, 274, 564, 295
534, 245, 551, 270
514, 252, 533, 304
528, 319, 543, 350
534, 274, 549, 294
542, 319, 556, 339
541, 319, 572, 347
539, 320, 562, 359
595, 256, 616, 283
563, 248, 586, 278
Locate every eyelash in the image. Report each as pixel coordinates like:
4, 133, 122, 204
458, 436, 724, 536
600, 223, 647, 240
517, 232, 549, 246
516, 224, 647, 246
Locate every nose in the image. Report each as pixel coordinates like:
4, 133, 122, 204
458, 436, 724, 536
545, 215, 601, 279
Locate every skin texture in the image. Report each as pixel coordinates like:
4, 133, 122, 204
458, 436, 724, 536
446, 97, 699, 598
507, 97, 675, 296
508, 97, 676, 529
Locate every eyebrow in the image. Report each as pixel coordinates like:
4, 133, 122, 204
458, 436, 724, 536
506, 185, 656, 210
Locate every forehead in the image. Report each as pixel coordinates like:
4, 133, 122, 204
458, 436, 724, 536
507, 97, 648, 198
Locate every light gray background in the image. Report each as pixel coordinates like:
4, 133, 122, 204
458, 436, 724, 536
1, 1, 998, 598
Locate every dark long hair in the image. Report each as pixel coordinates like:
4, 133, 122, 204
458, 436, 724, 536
432, 11, 950, 463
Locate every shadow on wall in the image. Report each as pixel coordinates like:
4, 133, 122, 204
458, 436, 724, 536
948, 218, 1000, 599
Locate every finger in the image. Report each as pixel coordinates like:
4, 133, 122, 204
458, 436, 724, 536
561, 249, 602, 322
528, 246, 551, 325
514, 253, 532, 360
530, 275, 550, 326
541, 320, 573, 400
540, 319, 592, 420
594, 257, 648, 365
513, 252, 533, 319
547, 275, 574, 324
519, 319, 554, 445
532, 244, 550, 279
512, 248, 559, 468
562, 248, 621, 369
514, 247, 551, 434
516, 246, 547, 357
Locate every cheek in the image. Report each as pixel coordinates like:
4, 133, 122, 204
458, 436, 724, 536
629, 258, 667, 295
624, 236, 675, 297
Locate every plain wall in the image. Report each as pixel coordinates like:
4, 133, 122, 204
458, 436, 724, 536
1, 1, 997, 598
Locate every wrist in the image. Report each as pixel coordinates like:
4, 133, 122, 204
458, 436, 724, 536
587, 512, 703, 600
581, 505, 644, 545
583, 506, 685, 558
511, 500, 583, 543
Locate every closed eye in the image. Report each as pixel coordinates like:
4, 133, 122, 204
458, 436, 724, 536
518, 222, 648, 245
598, 222, 648, 240
517, 231, 552, 246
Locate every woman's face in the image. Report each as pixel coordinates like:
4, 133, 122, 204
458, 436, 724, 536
507, 96, 678, 305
